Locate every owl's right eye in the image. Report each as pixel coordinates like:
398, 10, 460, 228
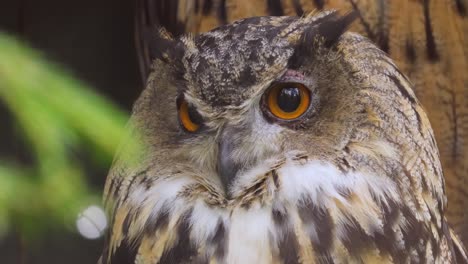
177, 98, 203, 132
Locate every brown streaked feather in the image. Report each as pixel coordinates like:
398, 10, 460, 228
134, 0, 468, 248
452, 228, 468, 262
101, 11, 468, 262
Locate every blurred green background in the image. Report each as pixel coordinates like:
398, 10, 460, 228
0, 1, 142, 263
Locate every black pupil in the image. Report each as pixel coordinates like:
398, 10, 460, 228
277, 87, 301, 112
187, 104, 203, 125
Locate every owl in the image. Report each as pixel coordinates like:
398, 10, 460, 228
101, 11, 467, 263
135, 0, 468, 247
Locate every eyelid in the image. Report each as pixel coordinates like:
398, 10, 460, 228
277, 69, 307, 83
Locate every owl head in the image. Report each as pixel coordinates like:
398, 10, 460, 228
102, 11, 460, 263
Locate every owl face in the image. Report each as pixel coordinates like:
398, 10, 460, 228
136, 13, 365, 195
103, 11, 453, 263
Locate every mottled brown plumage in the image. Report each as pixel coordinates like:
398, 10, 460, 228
101, 10, 467, 263
135, 0, 468, 247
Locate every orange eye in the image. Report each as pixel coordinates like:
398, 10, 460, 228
266, 82, 311, 120
178, 98, 203, 132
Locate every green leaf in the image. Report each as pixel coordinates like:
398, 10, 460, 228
0, 32, 138, 239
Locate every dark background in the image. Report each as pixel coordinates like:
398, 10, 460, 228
0, 0, 142, 263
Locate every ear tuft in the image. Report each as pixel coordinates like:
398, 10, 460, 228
317, 11, 358, 48
144, 27, 177, 62
289, 11, 357, 69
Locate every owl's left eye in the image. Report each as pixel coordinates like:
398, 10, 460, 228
177, 97, 203, 132
263, 82, 311, 121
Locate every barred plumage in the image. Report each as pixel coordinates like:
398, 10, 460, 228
101, 11, 467, 263
135, 0, 468, 247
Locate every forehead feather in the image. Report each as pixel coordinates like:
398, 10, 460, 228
180, 16, 314, 107
176, 12, 354, 107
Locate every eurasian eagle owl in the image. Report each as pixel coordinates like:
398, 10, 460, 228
101, 11, 467, 263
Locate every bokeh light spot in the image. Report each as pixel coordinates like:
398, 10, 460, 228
76, 205, 107, 240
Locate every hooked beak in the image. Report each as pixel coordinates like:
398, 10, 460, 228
217, 128, 242, 195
